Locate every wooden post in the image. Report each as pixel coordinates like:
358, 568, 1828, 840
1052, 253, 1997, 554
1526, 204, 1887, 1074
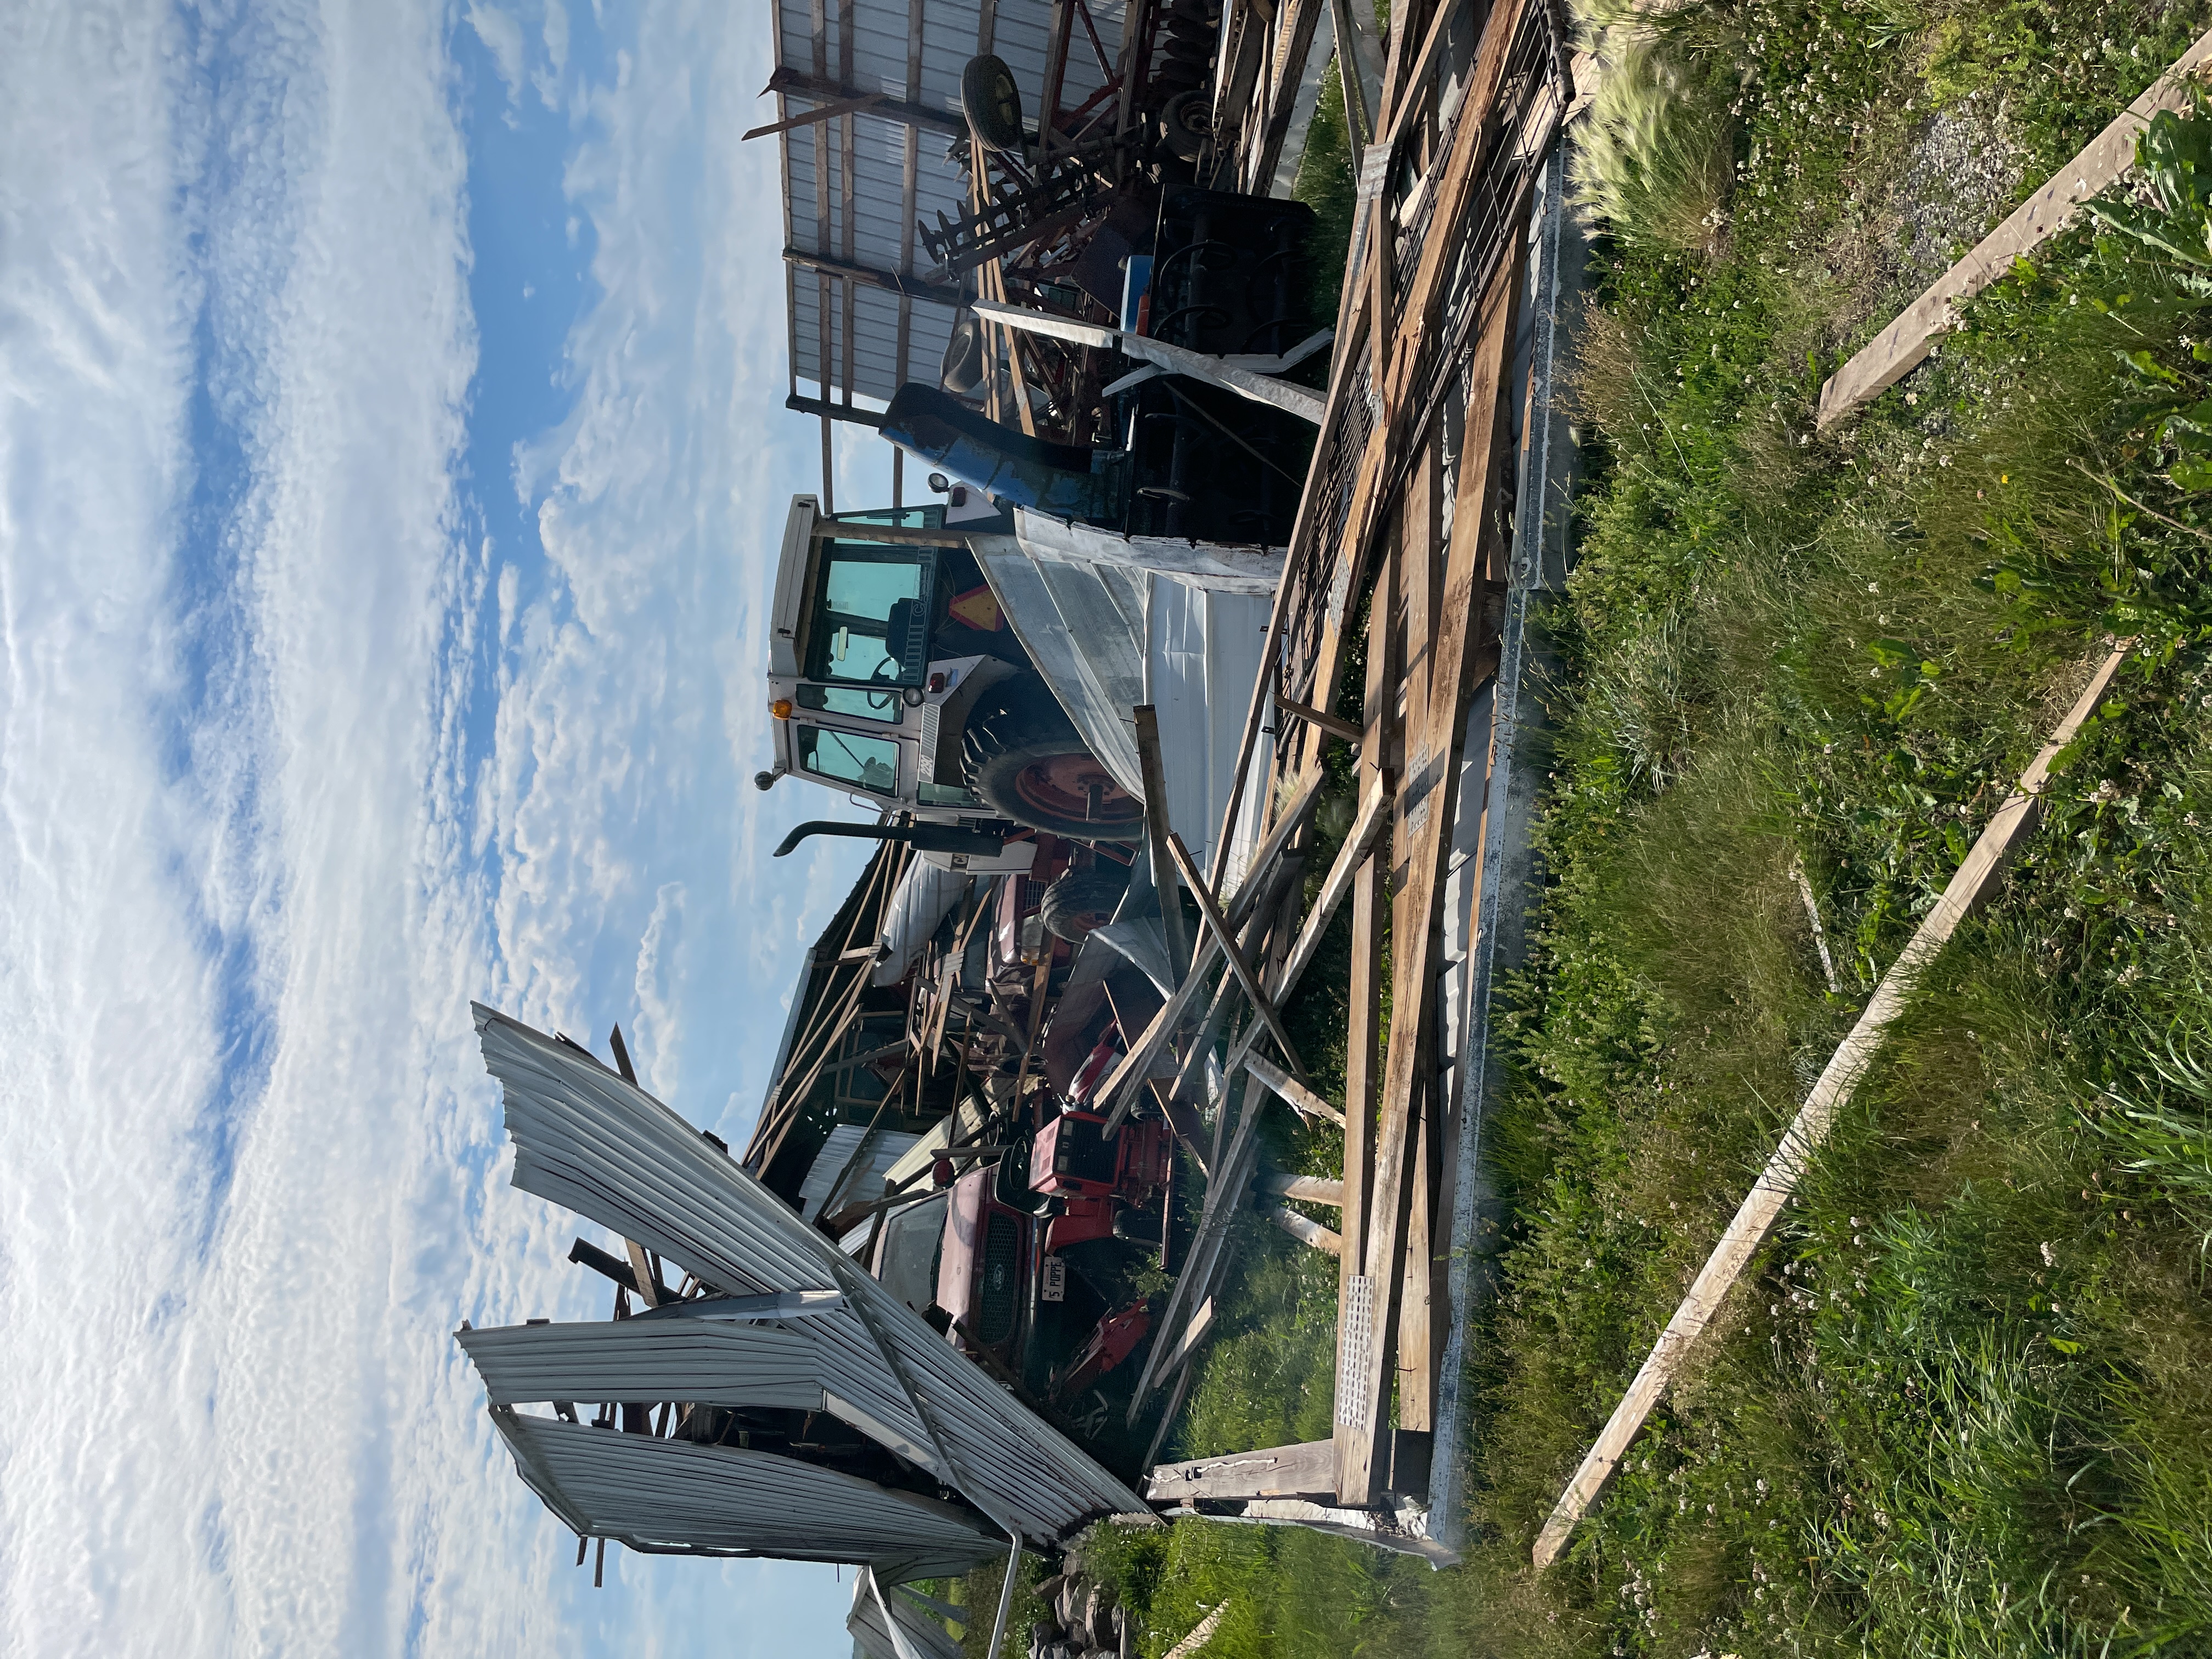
1531, 645, 2132, 1567
1134, 704, 1195, 983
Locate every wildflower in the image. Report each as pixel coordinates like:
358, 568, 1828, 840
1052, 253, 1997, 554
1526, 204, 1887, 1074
2040, 1240, 2057, 1266
1904, 391, 1917, 406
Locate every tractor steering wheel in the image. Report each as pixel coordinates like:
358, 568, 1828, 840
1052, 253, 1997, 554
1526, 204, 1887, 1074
866, 655, 900, 710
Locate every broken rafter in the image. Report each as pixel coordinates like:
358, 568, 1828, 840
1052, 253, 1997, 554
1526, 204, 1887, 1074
1165, 832, 1305, 1082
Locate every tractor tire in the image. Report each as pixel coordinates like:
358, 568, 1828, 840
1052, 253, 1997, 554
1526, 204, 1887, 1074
962, 675, 1145, 840
961, 54, 1025, 152
1040, 864, 1131, 941
940, 312, 986, 397
1158, 90, 1211, 162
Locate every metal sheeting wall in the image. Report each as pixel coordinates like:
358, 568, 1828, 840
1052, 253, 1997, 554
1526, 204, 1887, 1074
487, 1406, 1000, 1581
850, 1567, 967, 1659
969, 538, 1274, 884
776, 0, 1128, 405
459, 1319, 828, 1411
472, 1004, 1153, 1544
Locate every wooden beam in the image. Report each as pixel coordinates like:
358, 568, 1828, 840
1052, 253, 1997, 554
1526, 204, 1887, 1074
1337, 243, 1525, 1508
1147, 1438, 1338, 1503
1260, 1172, 1344, 1206
1098, 771, 1328, 1133
623, 1239, 663, 1309
1245, 1051, 1345, 1128
1125, 1084, 1267, 1420
1532, 644, 2134, 1568
1038, 0, 1073, 155
763, 65, 967, 137
745, 91, 884, 142
1266, 1204, 1342, 1255
1392, 439, 1447, 1440
1818, 31, 2212, 428
786, 391, 887, 428
1274, 693, 1362, 746
1154, 1295, 1216, 1382
1166, 832, 1304, 1081
1397, 1084, 1435, 1432
783, 246, 963, 306
1140, 1361, 1196, 1472
1277, 774, 1391, 1017
1134, 704, 1195, 983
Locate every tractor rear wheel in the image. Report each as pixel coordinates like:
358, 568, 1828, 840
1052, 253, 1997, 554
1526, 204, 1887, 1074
962, 675, 1144, 841
1040, 864, 1131, 941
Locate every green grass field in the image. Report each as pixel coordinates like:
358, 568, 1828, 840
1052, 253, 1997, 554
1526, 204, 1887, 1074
959, 6, 2212, 1655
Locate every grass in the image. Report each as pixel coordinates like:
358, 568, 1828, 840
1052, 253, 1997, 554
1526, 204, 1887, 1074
1000, 7, 2212, 1658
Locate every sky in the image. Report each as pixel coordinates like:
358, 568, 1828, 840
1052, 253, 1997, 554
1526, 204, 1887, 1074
1, 2, 906, 1652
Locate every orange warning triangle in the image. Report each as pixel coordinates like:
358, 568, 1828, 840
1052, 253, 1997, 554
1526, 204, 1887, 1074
947, 584, 1003, 631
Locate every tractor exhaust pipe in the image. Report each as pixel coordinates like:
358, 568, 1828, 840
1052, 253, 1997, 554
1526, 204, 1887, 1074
772, 819, 1010, 859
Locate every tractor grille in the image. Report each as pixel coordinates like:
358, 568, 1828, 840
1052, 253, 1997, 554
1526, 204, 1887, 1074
977, 1212, 1020, 1345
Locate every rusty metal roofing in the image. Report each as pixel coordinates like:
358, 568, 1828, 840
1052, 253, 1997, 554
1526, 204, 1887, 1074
466, 1003, 1155, 1548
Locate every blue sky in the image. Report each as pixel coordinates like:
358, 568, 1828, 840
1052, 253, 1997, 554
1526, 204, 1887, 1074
0, 3, 907, 1652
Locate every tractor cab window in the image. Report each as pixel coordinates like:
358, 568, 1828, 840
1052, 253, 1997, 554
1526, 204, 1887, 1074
803, 545, 935, 704
876, 1190, 949, 1315
798, 683, 901, 725
798, 725, 899, 796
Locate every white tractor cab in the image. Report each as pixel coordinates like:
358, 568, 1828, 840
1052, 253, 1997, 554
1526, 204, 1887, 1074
757, 494, 1146, 872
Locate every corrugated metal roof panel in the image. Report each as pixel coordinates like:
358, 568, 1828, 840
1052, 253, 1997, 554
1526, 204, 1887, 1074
470, 1004, 1155, 1546
775, 0, 1131, 405
459, 1319, 827, 1409
487, 1406, 1000, 1579
849, 1568, 967, 1659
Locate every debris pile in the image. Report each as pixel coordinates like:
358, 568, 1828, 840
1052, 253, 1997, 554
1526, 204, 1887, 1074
1028, 1567, 1131, 1659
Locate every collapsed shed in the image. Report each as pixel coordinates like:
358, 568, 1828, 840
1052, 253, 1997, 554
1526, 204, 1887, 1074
458, 1002, 1154, 1579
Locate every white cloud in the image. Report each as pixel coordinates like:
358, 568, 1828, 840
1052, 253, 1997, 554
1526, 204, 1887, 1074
467, 2, 529, 106
0, 2, 858, 1655
537, 0, 573, 109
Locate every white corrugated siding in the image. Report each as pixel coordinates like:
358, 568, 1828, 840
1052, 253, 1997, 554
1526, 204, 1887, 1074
459, 1319, 828, 1410
488, 1406, 999, 1580
470, 1003, 1154, 1544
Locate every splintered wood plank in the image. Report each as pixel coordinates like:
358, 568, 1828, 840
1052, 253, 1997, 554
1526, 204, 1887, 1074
1532, 644, 2134, 1569
1337, 243, 1525, 1507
